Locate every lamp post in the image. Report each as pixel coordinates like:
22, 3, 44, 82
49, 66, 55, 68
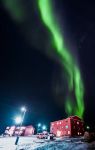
37, 123, 41, 133
42, 125, 47, 131
15, 107, 26, 145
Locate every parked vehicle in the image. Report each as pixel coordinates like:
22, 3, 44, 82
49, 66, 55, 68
47, 133, 55, 140
82, 131, 95, 142
37, 132, 48, 139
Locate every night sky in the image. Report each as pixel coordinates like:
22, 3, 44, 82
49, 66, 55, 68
0, 0, 95, 132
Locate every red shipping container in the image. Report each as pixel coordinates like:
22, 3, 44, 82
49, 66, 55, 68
24, 125, 35, 136
50, 116, 84, 137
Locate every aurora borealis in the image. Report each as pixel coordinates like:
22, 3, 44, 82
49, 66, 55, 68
1, 0, 85, 118
2, 0, 25, 22
38, 0, 84, 118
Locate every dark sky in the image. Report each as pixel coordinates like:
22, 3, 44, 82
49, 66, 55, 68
0, 0, 95, 132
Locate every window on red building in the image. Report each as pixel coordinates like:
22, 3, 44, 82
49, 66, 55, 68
65, 125, 68, 129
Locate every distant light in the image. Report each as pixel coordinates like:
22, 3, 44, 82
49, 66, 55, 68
21, 107, 26, 112
15, 116, 22, 124
42, 125, 47, 130
87, 126, 90, 130
38, 123, 41, 127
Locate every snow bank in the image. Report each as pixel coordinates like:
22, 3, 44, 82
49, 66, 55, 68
0, 136, 95, 150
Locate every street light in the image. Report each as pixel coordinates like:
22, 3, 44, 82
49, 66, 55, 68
21, 107, 26, 112
37, 123, 42, 133
38, 123, 41, 127
15, 106, 27, 145
42, 125, 47, 131
15, 116, 22, 124
86, 126, 90, 130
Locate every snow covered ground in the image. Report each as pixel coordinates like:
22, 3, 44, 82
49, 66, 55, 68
0, 136, 95, 150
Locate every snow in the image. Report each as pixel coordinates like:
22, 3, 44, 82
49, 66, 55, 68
0, 136, 95, 150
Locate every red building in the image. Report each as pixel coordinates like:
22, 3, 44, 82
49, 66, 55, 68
50, 116, 84, 137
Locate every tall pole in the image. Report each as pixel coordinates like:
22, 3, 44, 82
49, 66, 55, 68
15, 108, 26, 145
20, 110, 26, 127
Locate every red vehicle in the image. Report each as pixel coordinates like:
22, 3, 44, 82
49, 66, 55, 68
37, 131, 55, 140
37, 132, 48, 139
50, 116, 84, 137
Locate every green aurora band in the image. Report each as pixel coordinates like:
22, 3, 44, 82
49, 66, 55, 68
2, 0, 25, 22
38, 0, 84, 118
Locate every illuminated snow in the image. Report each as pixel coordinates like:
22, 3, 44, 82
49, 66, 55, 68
0, 136, 95, 150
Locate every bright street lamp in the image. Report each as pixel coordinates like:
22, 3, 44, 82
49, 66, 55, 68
15, 116, 22, 124
38, 123, 41, 127
15, 106, 27, 145
21, 107, 26, 112
42, 125, 47, 131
